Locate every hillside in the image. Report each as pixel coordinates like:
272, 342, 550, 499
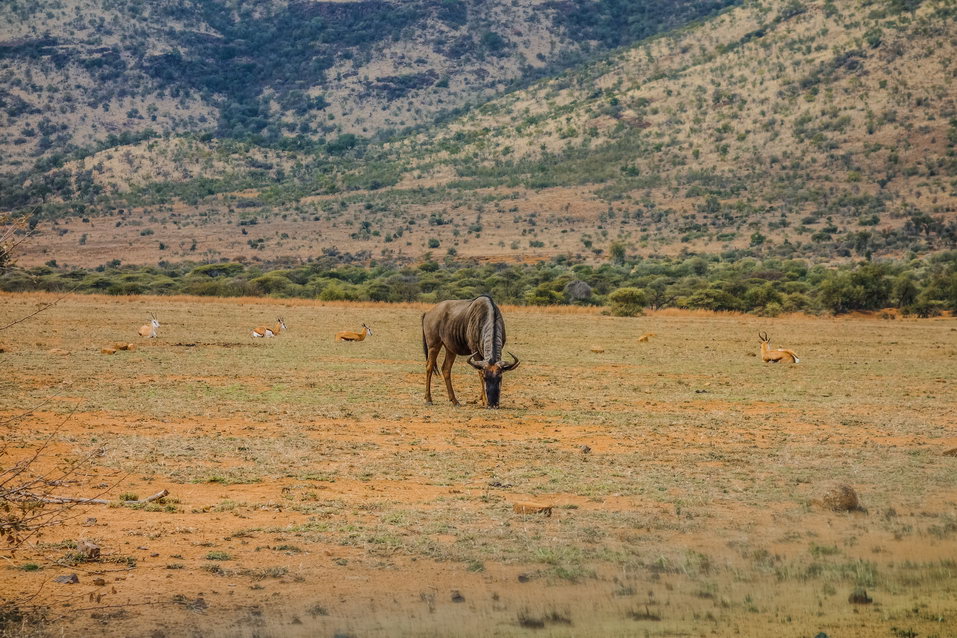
4, 0, 957, 269
0, 0, 735, 173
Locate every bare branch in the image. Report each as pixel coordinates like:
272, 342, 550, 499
13, 489, 169, 506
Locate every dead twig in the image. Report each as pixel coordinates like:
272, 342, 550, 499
15, 489, 169, 506
51, 599, 170, 619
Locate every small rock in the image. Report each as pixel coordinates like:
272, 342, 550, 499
590, 345, 605, 353
451, 590, 465, 603
821, 484, 862, 512
848, 588, 872, 605
512, 502, 552, 517
54, 573, 79, 584
100, 347, 117, 355
578, 445, 591, 454
517, 573, 531, 583
943, 448, 957, 457
92, 578, 107, 587
82, 517, 97, 526
77, 540, 101, 560
48, 348, 70, 356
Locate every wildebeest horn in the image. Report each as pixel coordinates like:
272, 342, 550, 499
467, 352, 485, 369
500, 351, 520, 371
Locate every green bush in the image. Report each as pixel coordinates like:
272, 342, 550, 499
318, 282, 360, 301
607, 287, 647, 316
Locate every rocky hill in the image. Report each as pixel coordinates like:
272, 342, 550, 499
4, 0, 956, 268
0, 0, 735, 173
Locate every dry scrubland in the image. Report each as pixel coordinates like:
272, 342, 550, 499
13, 1, 957, 269
1, 293, 956, 637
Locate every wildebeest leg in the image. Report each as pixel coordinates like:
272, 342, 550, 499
425, 345, 441, 404
441, 351, 459, 406
477, 371, 487, 406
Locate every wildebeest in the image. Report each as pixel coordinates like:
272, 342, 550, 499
421, 295, 520, 408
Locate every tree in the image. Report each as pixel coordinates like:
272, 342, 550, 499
525, 282, 563, 305
892, 274, 918, 308
683, 287, 740, 312
563, 280, 593, 304
644, 276, 678, 310
607, 287, 647, 316
608, 241, 626, 265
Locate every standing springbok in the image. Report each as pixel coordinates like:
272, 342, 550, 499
252, 317, 286, 338
138, 314, 160, 338
422, 295, 520, 408
759, 331, 800, 363
335, 323, 372, 342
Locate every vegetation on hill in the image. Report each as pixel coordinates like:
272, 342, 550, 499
0, 0, 739, 172
4, 251, 956, 317
2, 0, 955, 270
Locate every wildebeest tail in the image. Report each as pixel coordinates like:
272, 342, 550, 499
421, 314, 438, 373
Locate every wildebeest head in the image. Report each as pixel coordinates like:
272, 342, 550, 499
467, 351, 520, 408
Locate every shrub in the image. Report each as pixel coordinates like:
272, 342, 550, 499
607, 287, 647, 316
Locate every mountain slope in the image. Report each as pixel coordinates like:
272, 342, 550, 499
390, 0, 957, 259
0, 0, 737, 173
6, 0, 957, 268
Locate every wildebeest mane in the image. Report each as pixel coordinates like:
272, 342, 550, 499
468, 294, 504, 363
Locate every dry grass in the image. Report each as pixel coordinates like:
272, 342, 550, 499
1, 293, 955, 636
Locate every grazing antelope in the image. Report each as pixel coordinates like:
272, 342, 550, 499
638, 332, 656, 343
422, 295, 520, 408
252, 317, 286, 338
138, 314, 160, 338
759, 331, 800, 363
335, 323, 373, 342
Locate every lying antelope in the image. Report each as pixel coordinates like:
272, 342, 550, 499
252, 317, 286, 338
638, 332, 657, 343
422, 295, 520, 408
138, 314, 160, 338
759, 331, 800, 363
335, 323, 372, 342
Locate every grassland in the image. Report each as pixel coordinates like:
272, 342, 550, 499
1, 292, 956, 636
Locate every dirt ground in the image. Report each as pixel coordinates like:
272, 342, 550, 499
1, 293, 956, 637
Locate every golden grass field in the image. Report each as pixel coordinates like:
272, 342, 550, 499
2, 292, 956, 637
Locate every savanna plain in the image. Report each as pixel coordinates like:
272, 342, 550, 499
1, 293, 956, 638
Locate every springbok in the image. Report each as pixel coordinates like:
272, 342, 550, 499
335, 323, 373, 342
138, 314, 160, 338
638, 332, 656, 343
252, 317, 286, 338
421, 295, 520, 408
759, 331, 800, 363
